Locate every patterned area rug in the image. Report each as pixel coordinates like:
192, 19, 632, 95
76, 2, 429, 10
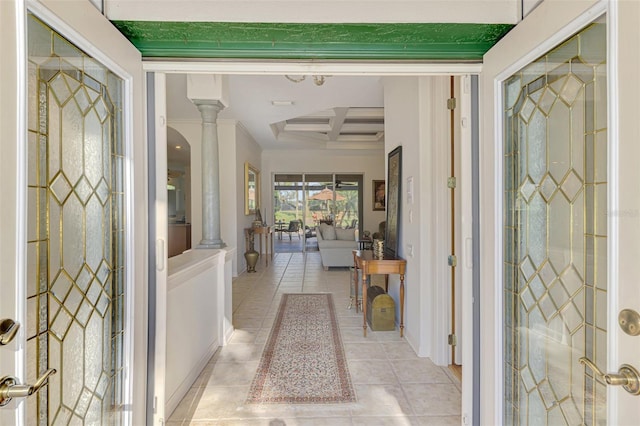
246, 293, 356, 404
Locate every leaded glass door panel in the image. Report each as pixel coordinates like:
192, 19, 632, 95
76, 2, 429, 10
502, 19, 611, 425
0, 12, 127, 425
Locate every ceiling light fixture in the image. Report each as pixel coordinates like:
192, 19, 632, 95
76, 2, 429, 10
284, 75, 328, 86
285, 75, 306, 84
271, 100, 294, 106
312, 75, 325, 86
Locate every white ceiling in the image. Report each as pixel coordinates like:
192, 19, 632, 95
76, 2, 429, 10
166, 74, 384, 152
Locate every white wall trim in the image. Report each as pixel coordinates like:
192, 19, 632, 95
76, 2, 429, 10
430, 76, 453, 366
143, 61, 482, 76
7, 2, 29, 424
491, 74, 505, 424
606, 1, 619, 423
459, 74, 474, 424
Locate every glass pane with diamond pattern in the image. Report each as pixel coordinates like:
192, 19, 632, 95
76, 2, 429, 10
503, 20, 607, 426
26, 14, 126, 425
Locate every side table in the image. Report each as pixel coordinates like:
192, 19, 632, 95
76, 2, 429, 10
353, 249, 407, 337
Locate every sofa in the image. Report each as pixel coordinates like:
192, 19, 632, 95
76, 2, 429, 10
316, 223, 358, 270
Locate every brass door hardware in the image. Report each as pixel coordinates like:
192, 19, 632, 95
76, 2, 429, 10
0, 319, 19, 346
0, 369, 56, 407
579, 357, 640, 395
619, 309, 640, 336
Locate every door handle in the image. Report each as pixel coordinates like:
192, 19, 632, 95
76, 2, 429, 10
579, 357, 640, 395
0, 368, 56, 407
0, 319, 19, 346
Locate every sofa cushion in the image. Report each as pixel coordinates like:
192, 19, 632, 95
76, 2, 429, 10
319, 223, 336, 240
335, 227, 356, 241
317, 239, 357, 249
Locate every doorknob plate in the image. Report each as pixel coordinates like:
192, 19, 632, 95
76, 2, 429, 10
619, 364, 640, 395
618, 309, 640, 336
0, 376, 17, 406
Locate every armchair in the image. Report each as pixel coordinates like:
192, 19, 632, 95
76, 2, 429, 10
281, 220, 301, 240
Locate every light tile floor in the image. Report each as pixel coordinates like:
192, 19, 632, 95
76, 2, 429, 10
167, 252, 461, 425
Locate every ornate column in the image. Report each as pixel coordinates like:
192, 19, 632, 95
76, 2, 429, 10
194, 99, 226, 248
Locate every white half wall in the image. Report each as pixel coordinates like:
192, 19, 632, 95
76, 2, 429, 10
165, 249, 234, 418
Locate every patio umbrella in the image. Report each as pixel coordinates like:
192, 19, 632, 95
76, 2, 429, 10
309, 188, 345, 223
309, 188, 345, 201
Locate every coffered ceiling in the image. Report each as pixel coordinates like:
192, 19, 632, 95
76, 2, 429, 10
271, 107, 384, 149
166, 74, 385, 151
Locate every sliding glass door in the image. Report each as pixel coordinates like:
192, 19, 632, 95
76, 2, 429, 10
273, 173, 363, 253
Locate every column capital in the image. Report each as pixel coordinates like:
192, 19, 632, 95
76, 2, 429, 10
193, 99, 225, 121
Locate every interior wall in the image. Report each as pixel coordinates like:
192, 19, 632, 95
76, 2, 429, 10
261, 149, 386, 234
383, 76, 453, 365
228, 120, 262, 273
218, 119, 238, 276
167, 120, 203, 247
382, 77, 422, 356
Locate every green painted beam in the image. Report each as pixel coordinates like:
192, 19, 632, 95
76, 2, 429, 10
111, 21, 513, 60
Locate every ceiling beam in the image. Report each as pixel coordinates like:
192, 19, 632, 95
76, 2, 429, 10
328, 107, 349, 142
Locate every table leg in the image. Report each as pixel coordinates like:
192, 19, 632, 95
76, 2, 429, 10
362, 272, 368, 337
259, 235, 264, 264
265, 234, 269, 266
384, 274, 389, 293
354, 265, 359, 313
400, 273, 405, 337
269, 232, 273, 264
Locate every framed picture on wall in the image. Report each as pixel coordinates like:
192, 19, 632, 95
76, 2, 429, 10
385, 146, 402, 257
245, 162, 260, 215
372, 180, 385, 211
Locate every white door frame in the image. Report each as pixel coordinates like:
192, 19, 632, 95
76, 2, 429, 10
144, 60, 478, 423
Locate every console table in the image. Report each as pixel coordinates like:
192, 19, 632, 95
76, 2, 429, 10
353, 250, 407, 337
245, 226, 274, 266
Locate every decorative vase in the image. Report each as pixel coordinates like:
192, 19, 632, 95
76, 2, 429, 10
245, 229, 259, 272
373, 239, 384, 258
244, 249, 259, 273
253, 209, 264, 228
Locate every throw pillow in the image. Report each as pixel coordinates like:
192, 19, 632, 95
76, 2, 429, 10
335, 227, 356, 241
320, 223, 336, 240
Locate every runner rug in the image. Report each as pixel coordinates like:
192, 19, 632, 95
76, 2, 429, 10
246, 293, 356, 404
